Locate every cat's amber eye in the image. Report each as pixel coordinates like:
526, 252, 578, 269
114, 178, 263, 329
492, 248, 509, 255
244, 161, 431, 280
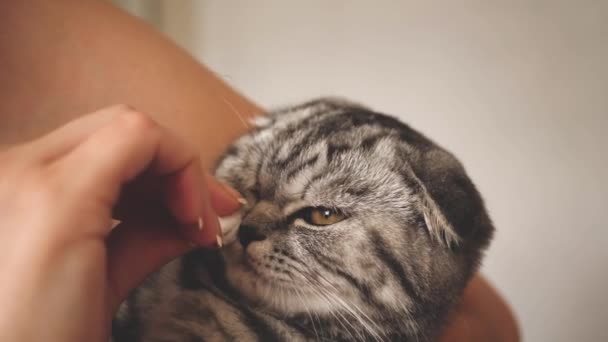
303, 207, 346, 226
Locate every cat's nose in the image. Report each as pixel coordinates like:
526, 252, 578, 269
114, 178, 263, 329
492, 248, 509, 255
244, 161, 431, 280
238, 224, 267, 248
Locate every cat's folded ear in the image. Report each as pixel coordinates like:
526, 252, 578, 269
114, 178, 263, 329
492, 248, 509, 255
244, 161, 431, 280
408, 149, 494, 251
418, 190, 461, 248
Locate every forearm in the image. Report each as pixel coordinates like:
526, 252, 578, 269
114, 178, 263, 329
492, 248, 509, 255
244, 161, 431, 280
440, 274, 520, 342
0, 0, 261, 168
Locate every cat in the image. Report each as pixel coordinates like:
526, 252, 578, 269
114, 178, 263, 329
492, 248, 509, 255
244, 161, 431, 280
112, 98, 494, 342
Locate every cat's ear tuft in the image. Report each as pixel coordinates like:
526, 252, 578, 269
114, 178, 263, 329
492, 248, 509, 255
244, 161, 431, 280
408, 148, 494, 251
418, 192, 461, 248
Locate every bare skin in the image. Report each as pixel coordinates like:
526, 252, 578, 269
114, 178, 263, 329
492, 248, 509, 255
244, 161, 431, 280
0, 1, 519, 341
0, 0, 259, 167
0, 107, 242, 341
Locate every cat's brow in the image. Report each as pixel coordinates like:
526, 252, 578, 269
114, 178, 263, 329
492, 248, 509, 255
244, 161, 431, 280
282, 201, 310, 216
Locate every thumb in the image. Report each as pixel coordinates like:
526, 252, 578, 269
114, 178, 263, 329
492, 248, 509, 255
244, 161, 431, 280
105, 175, 245, 312
106, 213, 190, 312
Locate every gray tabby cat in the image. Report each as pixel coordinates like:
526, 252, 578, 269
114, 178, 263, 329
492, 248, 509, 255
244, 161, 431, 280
113, 98, 494, 342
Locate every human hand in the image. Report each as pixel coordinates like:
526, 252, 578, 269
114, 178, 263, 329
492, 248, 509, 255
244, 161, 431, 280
0, 105, 242, 341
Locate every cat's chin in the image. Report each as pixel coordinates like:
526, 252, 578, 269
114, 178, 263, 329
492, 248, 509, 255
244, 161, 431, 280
221, 243, 338, 315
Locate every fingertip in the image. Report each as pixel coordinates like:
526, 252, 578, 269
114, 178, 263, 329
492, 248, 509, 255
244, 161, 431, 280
206, 174, 246, 217
167, 165, 221, 248
165, 164, 202, 225
199, 191, 222, 247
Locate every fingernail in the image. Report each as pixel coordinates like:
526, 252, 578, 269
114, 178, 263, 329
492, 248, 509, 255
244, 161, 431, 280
218, 181, 247, 206
198, 216, 204, 230
216, 234, 224, 248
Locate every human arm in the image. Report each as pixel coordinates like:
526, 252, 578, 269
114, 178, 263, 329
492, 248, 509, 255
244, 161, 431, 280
440, 274, 521, 342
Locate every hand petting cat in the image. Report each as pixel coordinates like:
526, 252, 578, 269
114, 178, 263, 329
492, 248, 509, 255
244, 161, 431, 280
0, 105, 242, 341
0, 104, 517, 342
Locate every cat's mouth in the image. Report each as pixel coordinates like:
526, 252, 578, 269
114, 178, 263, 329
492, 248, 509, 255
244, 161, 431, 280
221, 240, 360, 316
223, 242, 299, 287
251, 254, 301, 286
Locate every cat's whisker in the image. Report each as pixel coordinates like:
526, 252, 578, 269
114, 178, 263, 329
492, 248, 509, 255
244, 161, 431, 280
294, 287, 321, 341
309, 269, 385, 340
310, 271, 385, 342
281, 235, 384, 341
313, 285, 367, 341
398, 302, 425, 342
298, 271, 369, 341
307, 284, 360, 341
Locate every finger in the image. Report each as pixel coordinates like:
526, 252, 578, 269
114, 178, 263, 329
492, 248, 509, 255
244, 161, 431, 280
113, 173, 244, 221
106, 178, 244, 306
105, 216, 191, 311
205, 174, 246, 217
58, 108, 219, 245
22, 105, 128, 164
164, 161, 219, 246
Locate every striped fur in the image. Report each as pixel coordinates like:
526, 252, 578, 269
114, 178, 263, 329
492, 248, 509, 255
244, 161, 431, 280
113, 98, 494, 341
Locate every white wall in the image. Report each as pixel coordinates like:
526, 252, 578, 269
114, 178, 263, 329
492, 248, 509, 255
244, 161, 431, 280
156, 2, 607, 341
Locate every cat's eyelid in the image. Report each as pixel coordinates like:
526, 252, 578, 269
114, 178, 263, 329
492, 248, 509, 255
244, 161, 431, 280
294, 217, 330, 228
283, 201, 348, 217
293, 217, 313, 228
282, 201, 310, 216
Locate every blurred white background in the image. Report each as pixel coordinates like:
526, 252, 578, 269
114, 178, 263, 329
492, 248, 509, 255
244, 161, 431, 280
117, 1, 608, 341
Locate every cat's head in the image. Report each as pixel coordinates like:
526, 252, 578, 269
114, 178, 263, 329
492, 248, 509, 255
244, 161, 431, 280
214, 98, 493, 333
